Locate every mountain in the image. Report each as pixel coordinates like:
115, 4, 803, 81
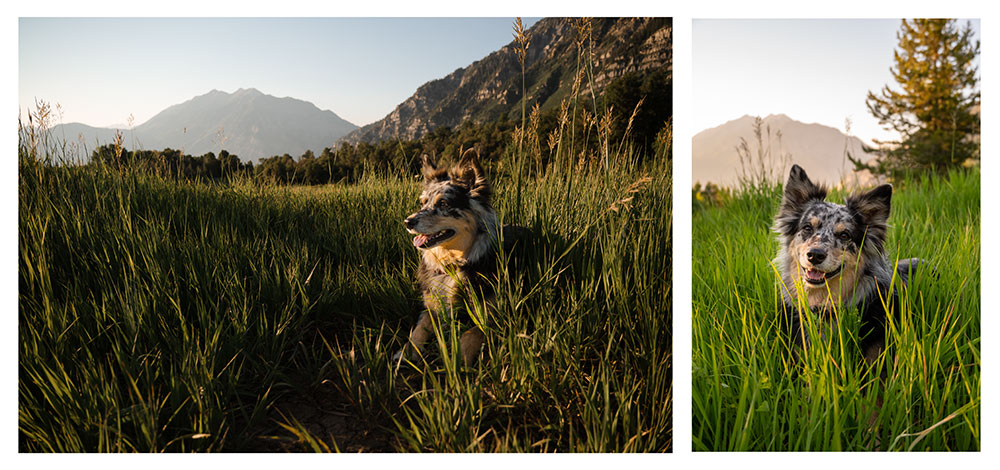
52, 88, 358, 163
49, 122, 123, 152
692, 114, 877, 187
342, 17, 672, 144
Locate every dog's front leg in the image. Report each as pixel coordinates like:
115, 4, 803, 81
460, 327, 484, 366
394, 311, 435, 363
862, 339, 885, 366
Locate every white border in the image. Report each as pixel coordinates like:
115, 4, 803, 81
673, 14, 693, 456
6, 1, 995, 467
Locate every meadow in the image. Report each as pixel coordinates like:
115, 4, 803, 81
18, 113, 672, 452
691, 169, 980, 451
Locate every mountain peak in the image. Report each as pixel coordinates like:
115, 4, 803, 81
201, 88, 263, 99
234, 87, 263, 96
763, 113, 791, 121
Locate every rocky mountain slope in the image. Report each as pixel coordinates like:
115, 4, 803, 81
343, 17, 672, 143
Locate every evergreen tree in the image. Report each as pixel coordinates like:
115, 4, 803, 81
861, 19, 980, 176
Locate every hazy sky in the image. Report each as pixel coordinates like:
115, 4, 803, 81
19, 17, 539, 128
693, 19, 981, 146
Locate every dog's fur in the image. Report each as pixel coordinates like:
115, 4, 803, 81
394, 148, 512, 366
774, 165, 920, 363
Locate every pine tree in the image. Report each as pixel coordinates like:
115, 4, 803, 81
861, 19, 980, 176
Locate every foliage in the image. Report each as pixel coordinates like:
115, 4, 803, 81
90, 145, 252, 181
691, 182, 732, 210
603, 68, 672, 156
861, 19, 980, 177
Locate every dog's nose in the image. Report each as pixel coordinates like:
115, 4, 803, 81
404, 217, 417, 229
806, 249, 827, 265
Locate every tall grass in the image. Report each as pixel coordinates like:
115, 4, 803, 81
19, 150, 417, 451
691, 169, 980, 451
18, 95, 672, 451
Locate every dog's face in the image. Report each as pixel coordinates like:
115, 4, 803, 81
775, 165, 892, 292
404, 149, 493, 261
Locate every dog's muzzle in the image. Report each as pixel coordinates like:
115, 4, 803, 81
412, 229, 456, 249
404, 214, 456, 249
806, 248, 827, 265
803, 265, 842, 285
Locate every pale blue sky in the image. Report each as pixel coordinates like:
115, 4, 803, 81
19, 17, 540, 128
693, 19, 981, 146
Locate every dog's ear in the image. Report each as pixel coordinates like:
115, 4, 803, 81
775, 165, 827, 236
421, 154, 440, 182
782, 165, 827, 208
847, 183, 892, 232
454, 148, 492, 205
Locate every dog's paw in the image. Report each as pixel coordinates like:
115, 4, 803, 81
392, 347, 416, 366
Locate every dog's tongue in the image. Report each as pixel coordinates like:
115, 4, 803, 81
413, 234, 428, 248
805, 268, 826, 281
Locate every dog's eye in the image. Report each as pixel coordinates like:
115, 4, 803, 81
837, 232, 851, 241
436, 199, 449, 208
801, 225, 813, 235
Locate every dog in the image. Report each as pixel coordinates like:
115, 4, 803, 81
394, 148, 524, 366
773, 165, 920, 364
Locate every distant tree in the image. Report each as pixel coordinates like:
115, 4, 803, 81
256, 154, 297, 184
91, 144, 127, 167
159, 148, 180, 177
603, 68, 672, 156
604, 72, 642, 139
318, 147, 336, 183
333, 143, 359, 182
861, 19, 980, 176
295, 150, 329, 185
278, 154, 296, 183
219, 150, 242, 178
199, 152, 221, 179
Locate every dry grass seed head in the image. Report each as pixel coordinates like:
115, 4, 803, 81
512, 18, 531, 66
609, 175, 653, 212
599, 107, 614, 138
574, 18, 592, 51
528, 103, 542, 155
624, 97, 645, 138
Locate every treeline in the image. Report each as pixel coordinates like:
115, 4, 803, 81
90, 145, 254, 180
88, 68, 672, 185
254, 118, 515, 185
87, 118, 516, 185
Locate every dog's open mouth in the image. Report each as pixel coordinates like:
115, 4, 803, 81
412, 229, 456, 249
803, 265, 843, 285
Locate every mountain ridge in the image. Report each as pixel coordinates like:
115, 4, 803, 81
693, 114, 876, 187
51, 88, 358, 163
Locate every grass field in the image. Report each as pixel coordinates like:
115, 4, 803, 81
18, 123, 672, 451
691, 169, 980, 451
